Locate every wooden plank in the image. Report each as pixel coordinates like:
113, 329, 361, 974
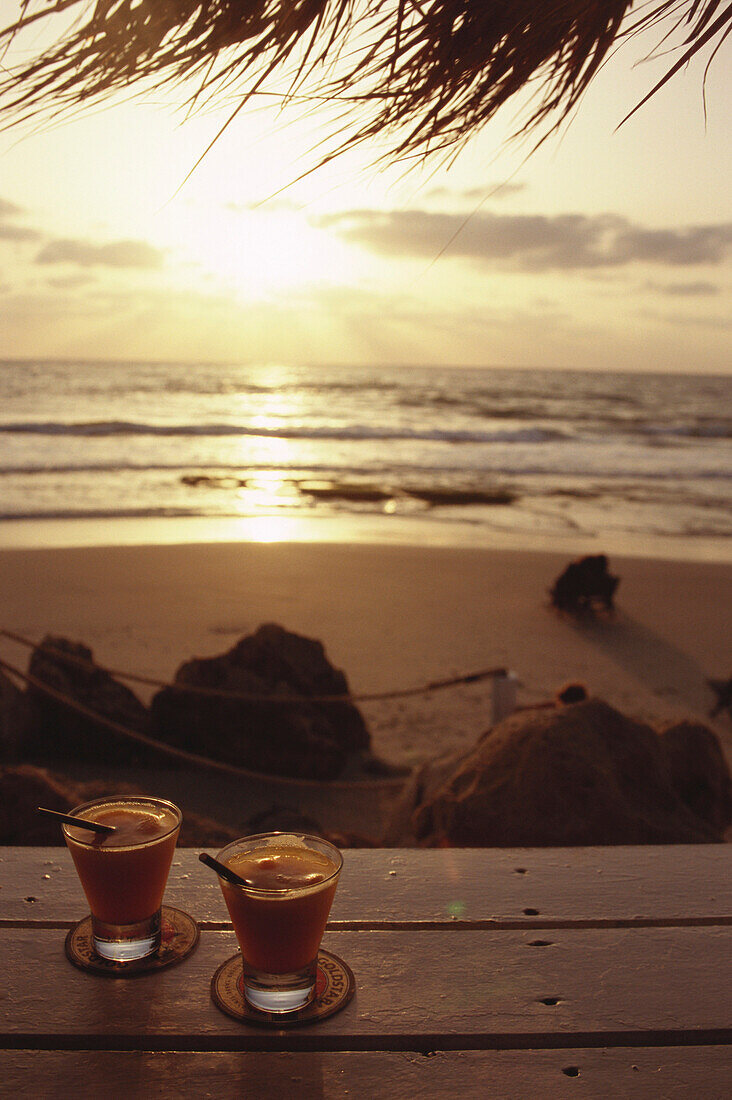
2, 926, 731, 1049
2, 1048, 731, 1099
3, 846, 731, 927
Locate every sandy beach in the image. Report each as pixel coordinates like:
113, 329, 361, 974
1, 537, 730, 836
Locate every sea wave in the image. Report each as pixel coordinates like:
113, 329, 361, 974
0, 460, 729, 481
2, 416, 729, 443
1, 362, 729, 549
641, 422, 732, 441
0, 420, 569, 445
0, 506, 214, 521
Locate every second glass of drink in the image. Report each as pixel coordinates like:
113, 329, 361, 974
215, 832, 343, 1013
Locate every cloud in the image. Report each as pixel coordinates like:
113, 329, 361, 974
0, 198, 24, 217
614, 227, 732, 266
639, 307, 732, 332
46, 272, 96, 289
0, 224, 39, 242
647, 280, 720, 297
35, 238, 165, 269
316, 209, 732, 271
426, 182, 527, 202
0, 197, 41, 242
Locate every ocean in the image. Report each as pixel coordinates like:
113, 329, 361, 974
1, 360, 730, 559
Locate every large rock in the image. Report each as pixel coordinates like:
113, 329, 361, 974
383, 699, 728, 847
25, 636, 160, 766
658, 719, 732, 835
150, 624, 371, 780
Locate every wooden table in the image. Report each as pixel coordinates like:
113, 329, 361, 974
2, 845, 731, 1097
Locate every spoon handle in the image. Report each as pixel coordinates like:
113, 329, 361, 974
37, 806, 116, 835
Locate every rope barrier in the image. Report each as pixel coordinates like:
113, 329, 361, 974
0, 655, 410, 790
0, 628, 506, 704
0, 629, 508, 790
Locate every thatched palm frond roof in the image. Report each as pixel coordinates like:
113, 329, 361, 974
1, 1, 729, 164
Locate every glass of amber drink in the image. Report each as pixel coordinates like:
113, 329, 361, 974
215, 832, 343, 1014
63, 796, 182, 963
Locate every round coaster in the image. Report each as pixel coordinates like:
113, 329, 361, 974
211, 948, 355, 1028
65, 905, 199, 977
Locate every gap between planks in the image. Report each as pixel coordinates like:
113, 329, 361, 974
3, 1029, 732, 1054
3, 916, 732, 931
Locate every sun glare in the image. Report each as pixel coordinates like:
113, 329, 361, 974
240, 473, 299, 511
236, 515, 312, 543
177, 206, 351, 299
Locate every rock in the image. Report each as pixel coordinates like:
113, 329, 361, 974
244, 805, 327, 836
25, 636, 160, 766
555, 682, 589, 705
383, 699, 725, 847
0, 668, 31, 762
150, 624, 371, 780
0, 765, 78, 844
176, 813, 239, 848
243, 806, 378, 848
323, 830, 380, 849
708, 675, 732, 718
59, 777, 240, 848
381, 748, 465, 847
0, 765, 241, 848
549, 554, 619, 615
658, 719, 732, 835
297, 480, 392, 503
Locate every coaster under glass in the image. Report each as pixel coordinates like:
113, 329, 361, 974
211, 948, 355, 1027
65, 905, 199, 976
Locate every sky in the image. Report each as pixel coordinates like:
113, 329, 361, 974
1, 9, 730, 374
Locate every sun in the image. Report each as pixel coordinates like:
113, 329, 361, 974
176, 205, 353, 300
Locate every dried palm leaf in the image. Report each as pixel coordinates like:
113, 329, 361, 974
1, 1, 729, 165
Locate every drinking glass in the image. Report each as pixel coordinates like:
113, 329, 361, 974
215, 832, 342, 1013
63, 795, 182, 962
